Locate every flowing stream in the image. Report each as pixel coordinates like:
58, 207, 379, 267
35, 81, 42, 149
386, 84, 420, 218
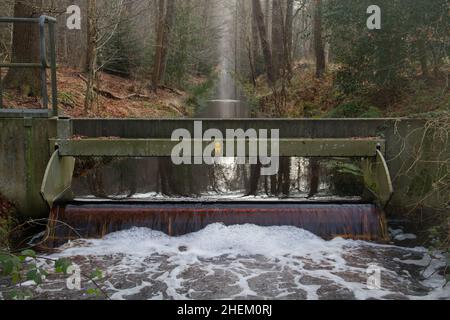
3, 224, 449, 300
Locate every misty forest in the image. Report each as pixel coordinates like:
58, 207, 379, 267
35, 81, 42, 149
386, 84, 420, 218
0, 0, 447, 118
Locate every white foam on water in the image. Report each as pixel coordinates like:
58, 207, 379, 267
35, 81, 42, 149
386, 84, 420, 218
57, 224, 347, 258
395, 234, 418, 241
49, 224, 449, 301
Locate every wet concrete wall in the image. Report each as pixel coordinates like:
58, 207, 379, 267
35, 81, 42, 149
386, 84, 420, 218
0, 118, 56, 218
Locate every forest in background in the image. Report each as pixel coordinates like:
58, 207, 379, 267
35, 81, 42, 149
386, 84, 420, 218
0, 0, 448, 118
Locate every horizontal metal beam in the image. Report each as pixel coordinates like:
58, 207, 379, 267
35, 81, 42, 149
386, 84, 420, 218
0, 109, 50, 118
54, 138, 385, 157
0, 16, 56, 24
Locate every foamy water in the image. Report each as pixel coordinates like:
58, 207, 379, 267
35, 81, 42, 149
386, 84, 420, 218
28, 224, 447, 300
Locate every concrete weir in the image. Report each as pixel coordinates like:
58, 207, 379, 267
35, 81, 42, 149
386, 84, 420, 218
0, 116, 440, 225
46, 202, 387, 247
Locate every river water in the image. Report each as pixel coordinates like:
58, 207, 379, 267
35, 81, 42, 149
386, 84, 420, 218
2, 224, 448, 300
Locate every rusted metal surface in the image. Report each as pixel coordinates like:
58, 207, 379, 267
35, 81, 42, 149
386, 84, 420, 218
46, 203, 388, 247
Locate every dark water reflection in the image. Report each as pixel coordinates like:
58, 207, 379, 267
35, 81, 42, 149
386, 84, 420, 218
72, 157, 365, 200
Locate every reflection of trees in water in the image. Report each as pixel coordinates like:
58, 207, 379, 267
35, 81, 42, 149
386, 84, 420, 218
156, 158, 251, 196
86, 159, 137, 199
308, 159, 320, 198
247, 158, 358, 198
247, 158, 291, 197
157, 157, 205, 197
248, 163, 262, 196
211, 160, 248, 193
73, 157, 364, 199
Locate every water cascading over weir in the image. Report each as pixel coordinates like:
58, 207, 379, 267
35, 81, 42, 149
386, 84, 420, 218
41, 117, 394, 247
0, 15, 394, 248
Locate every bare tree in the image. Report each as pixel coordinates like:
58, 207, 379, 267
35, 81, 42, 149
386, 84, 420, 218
251, 2, 260, 71
284, 0, 294, 75
151, 0, 176, 91
84, 0, 97, 112
271, 0, 284, 80
252, 0, 275, 85
83, 0, 125, 113
264, 0, 270, 41
313, 0, 325, 78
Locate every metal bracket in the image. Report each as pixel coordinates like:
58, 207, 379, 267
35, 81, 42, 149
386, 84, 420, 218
362, 149, 394, 209
41, 150, 75, 208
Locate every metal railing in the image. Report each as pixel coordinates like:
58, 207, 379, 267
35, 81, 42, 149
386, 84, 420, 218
0, 16, 58, 118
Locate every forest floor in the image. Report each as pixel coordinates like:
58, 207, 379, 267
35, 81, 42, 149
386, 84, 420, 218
2, 64, 448, 119
1, 68, 191, 118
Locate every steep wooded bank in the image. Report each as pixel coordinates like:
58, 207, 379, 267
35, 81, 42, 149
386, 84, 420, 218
1, 67, 191, 118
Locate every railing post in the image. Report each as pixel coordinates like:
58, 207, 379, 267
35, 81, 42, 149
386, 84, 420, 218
57, 117, 72, 140
0, 66, 3, 109
39, 16, 48, 111
48, 20, 58, 117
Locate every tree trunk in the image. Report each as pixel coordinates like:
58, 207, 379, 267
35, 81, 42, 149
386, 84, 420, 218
251, 2, 260, 77
158, 0, 176, 83
264, 0, 270, 42
313, 0, 325, 78
417, 39, 429, 78
271, 0, 284, 80
3, 0, 43, 97
84, 0, 97, 113
252, 0, 275, 86
248, 40, 257, 87
151, 0, 166, 91
284, 0, 294, 75
151, 0, 176, 91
